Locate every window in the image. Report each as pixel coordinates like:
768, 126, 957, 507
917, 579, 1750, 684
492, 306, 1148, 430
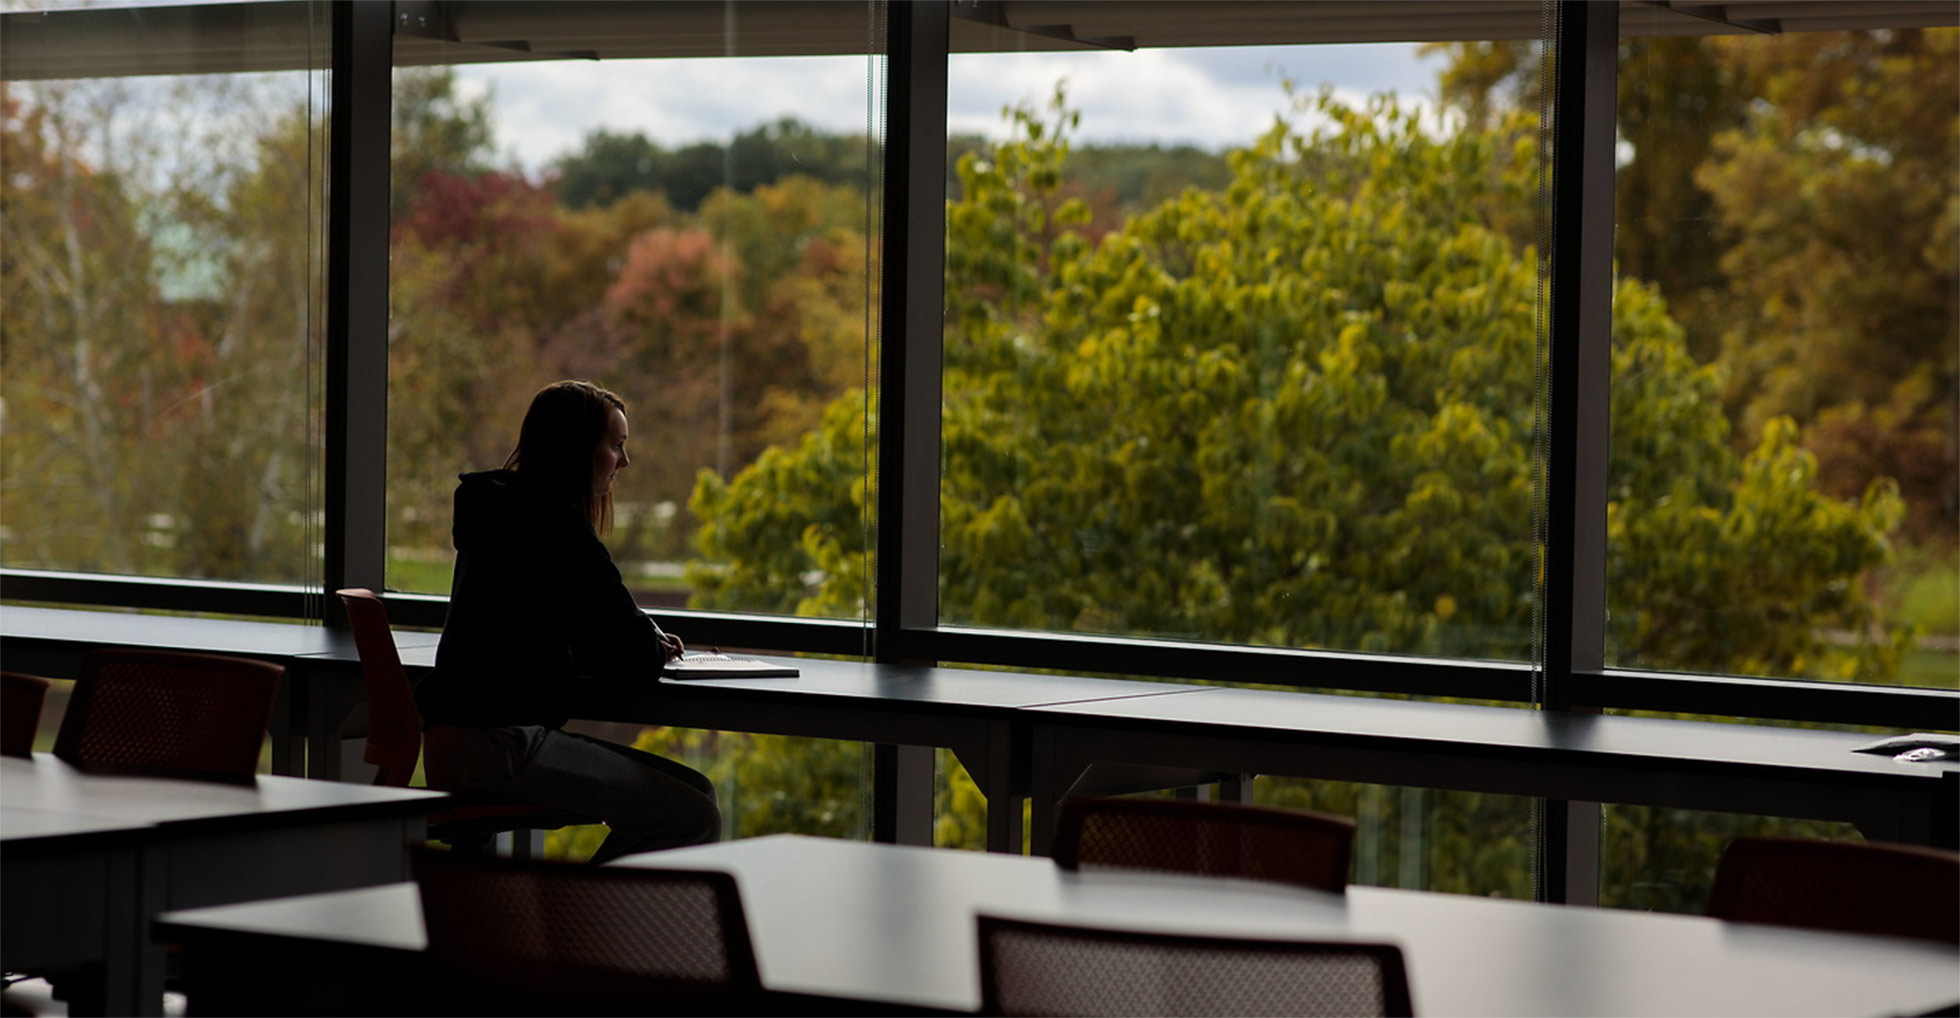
668, 3, 1551, 670
383, 1, 883, 626
376, 0, 887, 858
1, 1, 330, 589
1605, 21, 1958, 691
1602, 805, 1863, 915
935, 8, 1549, 664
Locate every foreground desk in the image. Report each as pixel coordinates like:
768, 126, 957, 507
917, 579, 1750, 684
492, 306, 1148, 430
0, 605, 441, 776
156, 834, 1960, 1017
1028, 687, 1960, 855
0, 754, 446, 1016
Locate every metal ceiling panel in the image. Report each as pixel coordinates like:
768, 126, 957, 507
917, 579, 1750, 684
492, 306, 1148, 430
4, 0, 1955, 81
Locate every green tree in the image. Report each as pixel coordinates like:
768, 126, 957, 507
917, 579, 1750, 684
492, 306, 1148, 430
552, 118, 873, 213
1427, 30, 1957, 546
690, 88, 1904, 682
552, 129, 667, 211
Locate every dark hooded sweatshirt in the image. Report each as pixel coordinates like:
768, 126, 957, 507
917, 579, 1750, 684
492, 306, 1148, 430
417, 469, 666, 729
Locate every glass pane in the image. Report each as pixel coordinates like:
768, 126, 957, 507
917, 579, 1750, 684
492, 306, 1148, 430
1606, 22, 1959, 688
385, 1, 882, 624
1262, 778, 1535, 898
1, 1, 330, 587
932, 3, 1549, 661
1601, 805, 1863, 915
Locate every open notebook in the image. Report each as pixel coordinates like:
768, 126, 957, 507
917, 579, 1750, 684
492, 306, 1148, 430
661, 652, 800, 680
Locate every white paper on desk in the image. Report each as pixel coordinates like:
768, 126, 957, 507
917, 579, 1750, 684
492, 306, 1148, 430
661, 653, 800, 680
1851, 733, 1959, 756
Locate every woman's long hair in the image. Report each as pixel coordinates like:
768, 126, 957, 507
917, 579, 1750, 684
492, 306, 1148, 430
503, 380, 626, 532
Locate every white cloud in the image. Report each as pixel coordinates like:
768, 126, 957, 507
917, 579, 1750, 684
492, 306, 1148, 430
460, 55, 880, 171
457, 42, 1439, 172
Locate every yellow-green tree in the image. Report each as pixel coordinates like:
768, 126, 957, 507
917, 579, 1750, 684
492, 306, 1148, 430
691, 90, 1904, 680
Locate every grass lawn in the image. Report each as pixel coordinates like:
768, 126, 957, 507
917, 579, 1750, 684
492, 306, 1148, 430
1899, 647, 1959, 690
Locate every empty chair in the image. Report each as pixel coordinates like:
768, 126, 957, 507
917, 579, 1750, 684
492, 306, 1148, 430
53, 649, 279, 777
1708, 836, 1960, 944
977, 915, 1412, 1017
1, 671, 51, 757
335, 588, 593, 855
1053, 796, 1356, 892
412, 847, 761, 1015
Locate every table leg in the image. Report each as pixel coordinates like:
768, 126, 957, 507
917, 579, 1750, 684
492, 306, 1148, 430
1937, 776, 1958, 850
953, 721, 1025, 854
872, 744, 933, 846
126, 850, 167, 1018
303, 663, 365, 781
44, 856, 152, 1017
1029, 726, 1071, 857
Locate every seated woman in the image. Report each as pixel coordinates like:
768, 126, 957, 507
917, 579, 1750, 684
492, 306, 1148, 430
416, 379, 720, 863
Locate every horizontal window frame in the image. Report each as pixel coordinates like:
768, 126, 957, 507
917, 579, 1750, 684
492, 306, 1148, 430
0, 568, 317, 621
8, 569, 1952, 730
1576, 669, 1959, 732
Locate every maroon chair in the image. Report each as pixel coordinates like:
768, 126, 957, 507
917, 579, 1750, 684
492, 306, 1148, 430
412, 847, 761, 1015
1, 671, 51, 757
1053, 796, 1356, 892
1709, 836, 1960, 944
53, 649, 279, 777
978, 914, 1413, 1017
335, 588, 593, 855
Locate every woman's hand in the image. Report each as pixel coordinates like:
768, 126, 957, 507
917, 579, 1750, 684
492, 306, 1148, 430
660, 632, 686, 661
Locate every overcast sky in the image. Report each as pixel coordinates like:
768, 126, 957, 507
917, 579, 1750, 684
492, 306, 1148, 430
453, 42, 1441, 173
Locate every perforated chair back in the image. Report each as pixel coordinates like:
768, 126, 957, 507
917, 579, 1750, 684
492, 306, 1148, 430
977, 915, 1413, 1017
2, 671, 51, 757
52, 648, 279, 777
413, 848, 762, 1013
1054, 796, 1356, 892
1708, 836, 1960, 944
334, 588, 423, 786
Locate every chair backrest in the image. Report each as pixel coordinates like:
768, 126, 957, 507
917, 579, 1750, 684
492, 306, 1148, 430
335, 588, 422, 787
1, 671, 51, 757
977, 915, 1413, 1018
1053, 796, 1356, 892
52, 648, 279, 778
412, 848, 762, 1012
1708, 836, 1960, 944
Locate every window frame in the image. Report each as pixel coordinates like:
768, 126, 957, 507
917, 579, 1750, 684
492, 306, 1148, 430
1, 0, 1954, 735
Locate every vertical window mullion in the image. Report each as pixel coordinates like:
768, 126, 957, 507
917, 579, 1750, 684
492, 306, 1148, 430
875, 0, 948, 664
324, 0, 392, 613
1540, 0, 1618, 904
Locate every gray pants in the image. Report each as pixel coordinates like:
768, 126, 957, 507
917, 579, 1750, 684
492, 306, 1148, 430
424, 725, 721, 864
